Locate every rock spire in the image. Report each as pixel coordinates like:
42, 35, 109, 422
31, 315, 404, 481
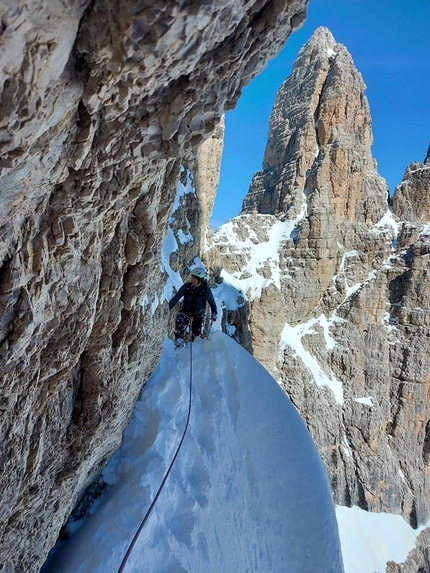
241, 26, 388, 224
392, 147, 430, 221
208, 26, 430, 552
0, 1, 309, 570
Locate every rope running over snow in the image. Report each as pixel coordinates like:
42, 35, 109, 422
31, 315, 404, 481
117, 321, 194, 572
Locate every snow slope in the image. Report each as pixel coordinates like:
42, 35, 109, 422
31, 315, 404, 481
336, 505, 428, 573
43, 331, 343, 573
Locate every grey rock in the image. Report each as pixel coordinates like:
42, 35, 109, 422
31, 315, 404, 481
393, 149, 430, 222
0, 0, 310, 570
241, 27, 388, 224
208, 27, 430, 553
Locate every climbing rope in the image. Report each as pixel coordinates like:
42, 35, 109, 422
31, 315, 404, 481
117, 320, 194, 573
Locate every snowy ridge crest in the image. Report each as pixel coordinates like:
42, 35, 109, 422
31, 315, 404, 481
43, 333, 344, 572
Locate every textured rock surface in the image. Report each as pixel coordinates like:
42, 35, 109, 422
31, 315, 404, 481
0, 1, 309, 570
194, 116, 225, 252
392, 146, 430, 222
241, 27, 388, 224
386, 528, 430, 572
208, 27, 430, 536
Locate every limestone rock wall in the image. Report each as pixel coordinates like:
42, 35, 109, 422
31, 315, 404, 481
0, 1, 309, 570
194, 116, 225, 252
392, 146, 430, 222
208, 27, 430, 532
241, 27, 388, 224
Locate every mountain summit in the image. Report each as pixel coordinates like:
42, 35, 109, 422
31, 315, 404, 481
241, 26, 388, 224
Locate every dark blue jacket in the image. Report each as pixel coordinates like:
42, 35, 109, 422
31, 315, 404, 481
169, 281, 217, 318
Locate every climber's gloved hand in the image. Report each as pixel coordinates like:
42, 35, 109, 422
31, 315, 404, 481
211, 313, 217, 322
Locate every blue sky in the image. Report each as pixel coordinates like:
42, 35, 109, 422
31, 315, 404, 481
211, 0, 430, 230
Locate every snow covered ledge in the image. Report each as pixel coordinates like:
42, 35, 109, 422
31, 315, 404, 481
43, 332, 343, 572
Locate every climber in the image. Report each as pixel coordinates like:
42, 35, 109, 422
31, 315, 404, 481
168, 266, 217, 347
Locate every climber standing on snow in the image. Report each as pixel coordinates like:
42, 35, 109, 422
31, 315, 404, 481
169, 267, 217, 347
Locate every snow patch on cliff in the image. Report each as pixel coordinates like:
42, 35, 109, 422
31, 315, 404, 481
279, 319, 344, 404
336, 505, 429, 573
169, 168, 196, 223
211, 207, 306, 302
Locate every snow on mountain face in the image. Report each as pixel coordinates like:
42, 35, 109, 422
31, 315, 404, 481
209, 189, 430, 572
206, 26, 430, 573
209, 192, 430, 573
42, 332, 343, 573
392, 146, 430, 222
211, 211, 305, 301
0, 1, 309, 568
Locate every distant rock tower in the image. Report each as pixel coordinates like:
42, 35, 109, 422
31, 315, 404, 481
241, 26, 388, 224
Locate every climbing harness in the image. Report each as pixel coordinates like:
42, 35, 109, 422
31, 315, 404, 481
117, 319, 194, 573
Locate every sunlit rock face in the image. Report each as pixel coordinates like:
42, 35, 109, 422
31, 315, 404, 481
0, 0, 309, 570
392, 146, 430, 222
194, 116, 226, 251
241, 26, 388, 223
208, 27, 430, 532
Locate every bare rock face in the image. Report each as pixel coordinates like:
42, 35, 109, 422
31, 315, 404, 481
194, 116, 225, 251
0, 1, 309, 570
392, 146, 430, 222
241, 27, 388, 224
208, 26, 430, 536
